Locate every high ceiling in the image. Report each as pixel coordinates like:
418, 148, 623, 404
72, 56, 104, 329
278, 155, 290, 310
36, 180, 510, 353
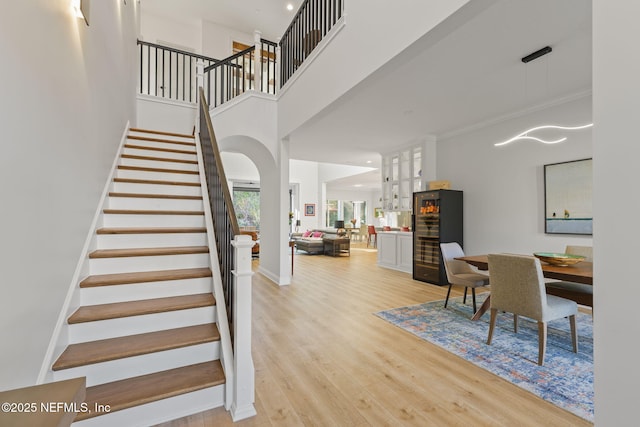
288, 0, 592, 168
141, 0, 302, 41
140, 0, 592, 192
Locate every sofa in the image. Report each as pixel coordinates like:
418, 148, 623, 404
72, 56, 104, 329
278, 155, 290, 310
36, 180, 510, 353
293, 229, 340, 254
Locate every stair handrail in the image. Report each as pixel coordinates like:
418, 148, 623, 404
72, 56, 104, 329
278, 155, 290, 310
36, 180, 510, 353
197, 88, 256, 418
279, 0, 344, 86
197, 87, 239, 329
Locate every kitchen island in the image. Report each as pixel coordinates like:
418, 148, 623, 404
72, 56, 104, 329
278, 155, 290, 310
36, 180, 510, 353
376, 231, 413, 274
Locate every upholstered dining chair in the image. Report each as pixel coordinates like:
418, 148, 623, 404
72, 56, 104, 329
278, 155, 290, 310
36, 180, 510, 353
545, 245, 593, 308
440, 242, 490, 313
487, 254, 578, 366
366, 225, 377, 248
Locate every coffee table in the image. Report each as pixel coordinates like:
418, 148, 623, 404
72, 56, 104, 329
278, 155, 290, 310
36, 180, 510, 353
323, 237, 350, 256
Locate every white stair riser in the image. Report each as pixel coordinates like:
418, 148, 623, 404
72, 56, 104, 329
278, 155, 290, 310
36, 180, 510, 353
123, 147, 197, 162
68, 306, 216, 343
108, 196, 203, 211
72, 384, 224, 427
112, 181, 202, 197
116, 168, 200, 183
102, 213, 205, 228
53, 341, 219, 386
126, 137, 196, 149
97, 233, 207, 249
119, 157, 199, 172
81, 277, 213, 305
89, 253, 210, 275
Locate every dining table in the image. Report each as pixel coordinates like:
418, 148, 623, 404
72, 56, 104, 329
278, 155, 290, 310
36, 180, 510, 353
455, 254, 593, 321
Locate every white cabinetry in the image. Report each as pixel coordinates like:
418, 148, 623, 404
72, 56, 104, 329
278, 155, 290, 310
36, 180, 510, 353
377, 231, 413, 274
381, 146, 423, 211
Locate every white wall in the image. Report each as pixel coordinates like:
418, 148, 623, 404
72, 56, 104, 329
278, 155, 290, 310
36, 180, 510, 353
201, 21, 253, 60
221, 153, 260, 183
140, 10, 202, 53
290, 160, 320, 231
0, 1, 138, 390
211, 95, 289, 284
137, 96, 197, 134
437, 96, 593, 255
593, 1, 640, 424
277, 0, 479, 138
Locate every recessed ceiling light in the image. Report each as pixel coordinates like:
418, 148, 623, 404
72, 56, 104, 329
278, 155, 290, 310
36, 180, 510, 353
354, 184, 363, 188
286, 3, 294, 11
366, 160, 373, 164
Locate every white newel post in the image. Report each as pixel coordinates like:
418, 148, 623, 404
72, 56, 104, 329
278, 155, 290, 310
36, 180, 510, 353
230, 234, 256, 421
195, 60, 205, 133
253, 30, 262, 92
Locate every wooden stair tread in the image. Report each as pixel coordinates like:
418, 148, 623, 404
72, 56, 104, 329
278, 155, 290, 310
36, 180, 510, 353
80, 267, 212, 288
68, 293, 215, 324
127, 135, 196, 147
76, 361, 224, 421
89, 246, 209, 258
121, 153, 198, 165
52, 323, 220, 371
96, 227, 206, 235
129, 128, 195, 139
103, 209, 204, 215
113, 177, 200, 187
108, 192, 202, 200
117, 165, 199, 175
124, 143, 196, 156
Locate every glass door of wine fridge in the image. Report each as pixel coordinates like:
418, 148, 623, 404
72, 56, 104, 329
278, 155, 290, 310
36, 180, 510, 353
412, 190, 463, 285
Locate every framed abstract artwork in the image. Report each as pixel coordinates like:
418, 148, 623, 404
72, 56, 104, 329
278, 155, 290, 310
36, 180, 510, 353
544, 158, 593, 235
304, 203, 315, 216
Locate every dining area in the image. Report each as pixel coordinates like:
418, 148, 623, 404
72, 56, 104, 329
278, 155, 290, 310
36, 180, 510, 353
441, 242, 593, 366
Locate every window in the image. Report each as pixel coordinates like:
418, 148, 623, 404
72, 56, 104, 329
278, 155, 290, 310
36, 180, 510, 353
233, 187, 260, 230
326, 200, 367, 227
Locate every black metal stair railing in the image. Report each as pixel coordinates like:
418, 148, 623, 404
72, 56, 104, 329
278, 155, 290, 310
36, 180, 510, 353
204, 46, 255, 108
138, 40, 218, 103
198, 88, 239, 329
280, 0, 344, 87
260, 39, 278, 95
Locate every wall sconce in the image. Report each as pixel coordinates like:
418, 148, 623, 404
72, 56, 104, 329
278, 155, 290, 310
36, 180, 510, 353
72, 0, 90, 26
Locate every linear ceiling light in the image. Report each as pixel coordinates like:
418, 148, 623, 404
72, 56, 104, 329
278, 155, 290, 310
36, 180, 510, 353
494, 123, 593, 147
522, 46, 552, 63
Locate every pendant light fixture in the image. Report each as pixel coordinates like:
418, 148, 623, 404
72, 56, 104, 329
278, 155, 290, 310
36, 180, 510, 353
495, 46, 592, 147
495, 123, 593, 146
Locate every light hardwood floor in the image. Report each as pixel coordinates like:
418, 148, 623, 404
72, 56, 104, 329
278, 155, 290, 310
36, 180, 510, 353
156, 243, 592, 427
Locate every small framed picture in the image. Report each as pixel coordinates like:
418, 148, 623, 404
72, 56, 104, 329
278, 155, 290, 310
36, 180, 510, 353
304, 203, 316, 216
374, 207, 383, 218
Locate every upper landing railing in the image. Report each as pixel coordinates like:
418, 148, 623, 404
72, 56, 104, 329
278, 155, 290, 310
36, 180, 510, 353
138, 40, 218, 103
203, 37, 277, 108
279, 0, 344, 86
138, 0, 343, 107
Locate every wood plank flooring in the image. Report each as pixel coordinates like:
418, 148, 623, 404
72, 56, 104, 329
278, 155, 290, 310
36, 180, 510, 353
156, 242, 592, 427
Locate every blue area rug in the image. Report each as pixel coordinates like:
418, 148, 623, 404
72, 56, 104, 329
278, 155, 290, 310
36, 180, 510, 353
375, 295, 593, 422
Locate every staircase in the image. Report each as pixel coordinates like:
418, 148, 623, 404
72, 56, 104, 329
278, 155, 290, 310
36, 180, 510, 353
51, 128, 227, 426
